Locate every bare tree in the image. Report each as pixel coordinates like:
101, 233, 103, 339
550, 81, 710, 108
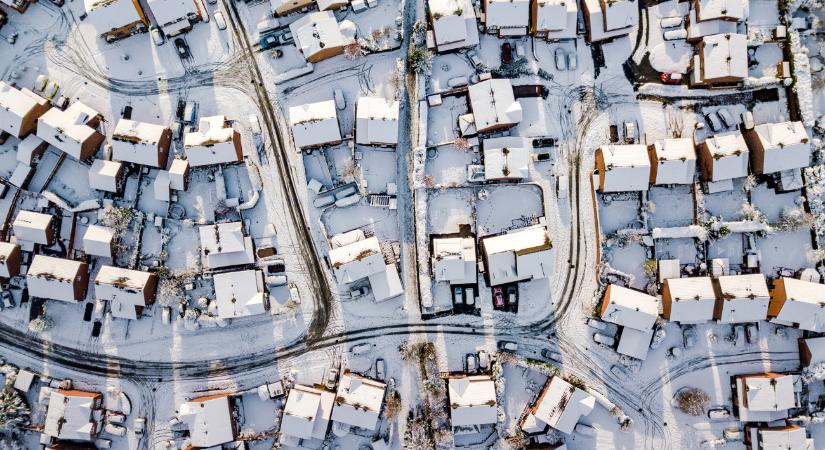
675, 387, 709, 416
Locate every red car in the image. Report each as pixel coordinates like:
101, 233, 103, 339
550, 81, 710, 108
500, 42, 513, 65
492, 287, 505, 308
661, 72, 683, 84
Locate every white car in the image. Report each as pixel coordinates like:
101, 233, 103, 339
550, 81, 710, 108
214, 11, 227, 30
104, 423, 126, 437
717, 107, 735, 128
593, 333, 615, 346
350, 343, 373, 355
566, 51, 577, 71
150, 27, 164, 46
554, 48, 567, 71
663, 29, 688, 40
659, 16, 684, 28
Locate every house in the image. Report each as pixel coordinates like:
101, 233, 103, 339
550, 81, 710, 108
649, 138, 697, 185
17, 134, 49, 165
198, 222, 255, 270
280, 385, 335, 444
178, 394, 236, 449
289, 100, 342, 150
83, 225, 115, 258
43, 390, 103, 443
582, 0, 638, 43
744, 121, 811, 175
111, 118, 171, 168
733, 372, 800, 422
13, 210, 54, 246
270, 0, 314, 16
483, 0, 530, 36
331, 372, 386, 431
0, 0, 35, 13
27, 255, 89, 302
447, 375, 497, 428
355, 96, 400, 147
481, 223, 552, 286
714, 274, 769, 323
697, 131, 749, 182
595, 144, 652, 192
146, 0, 203, 37
0, 242, 21, 278
84, 0, 148, 42
36, 101, 104, 160
483, 136, 532, 181
687, 7, 737, 41
662, 277, 716, 324
94, 266, 157, 320
798, 336, 825, 368
431, 236, 477, 285
691, 33, 748, 85
521, 376, 596, 435
466, 79, 523, 134
693, 0, 745, 23
213, 270, 268, 320
328, 235, 404, 301
88, 159, 124, 193
744, 424, 811, 450
290, 12, 346, 63
0, 81, 50, 139
183, 116, 243, 167
427, 0, 480, 52
769, 277, 825, 332
169, 158, 189, 190
600, 284, 658, 359
531, 0, 578, 40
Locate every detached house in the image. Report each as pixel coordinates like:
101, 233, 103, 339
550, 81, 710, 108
691, 33, 748, 85
94, 265, 157, 320
270, 0, 314, 16
481, 223, 552, 286
179, 394, 237, 449
84, 0, 148, 43
448, 374, 497, 428
483, 136, 532, 181
698, 131, 749, 182
531, 0, 578, 40
595, 144, 652, 192
198, 222, 255, 270
184, 116, 243, 167
290, 12, 346, 63
465, 79, 523, 135
280, 384, 335, 445
329, 234, 404, 302
355, 96, 400, 147
769, 277, 825, 332
649, 138, 697, 185
427, 0, 480, 52
289, 100, 342, 150
37, 101, 104, 160
43, 390, 103, 445
744, 121, 811, 175
0, 242, 21, 278
483, 0, 530, 36
27, 255, 89, 302
687, 0, 743, 40
600, 284, 659, 360
0, 81, 50, 139
714, 274, 770, 323
213, 269, 268, 320
111, 118, 171, 168
13, 210, 54, 246
331, 372, 386, 431
745, 424, 811, 450
147, 0, 203, 37
521, 376, 596, 435
582, 0, 638, 43
83, 224, 115, 258
733, 372, 800, 422
432, 236, 477, 285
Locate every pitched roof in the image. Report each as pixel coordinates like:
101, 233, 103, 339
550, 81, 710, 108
0, 81, 49, 138
85, 0, 144, 33
527, 376, 595, 434
598, 144, 651, 192
213, 270, 267, 319
485, 0, 530, 29
356, 96, 400, 146
111, 118, 168, 167
329, 236, 386, 284
483, 136, 532, 180
44, 390, 101, 442
467, 79, 522, 132
664, 277, 716, 324
289, 11, 346, 61
652, 138, 696, 185
700, 33, 748, 81
751, 121, 811, 173
448, 375, 497, 427
601, 284, 658, 331
772, 277, 825, 332
281, 385, 335, 441
482, 224, 552, 286
289, 100, 342, 149
331, 373, 386, 430
179, 395, 235, 448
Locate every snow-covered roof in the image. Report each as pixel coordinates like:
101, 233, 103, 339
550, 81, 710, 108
331, 373, 386, 431
85, 0, 144, 35
213, 270, 267, 320
750, 121, 811, 174
485, 0, 529, 30
651, 138, 696, 185
83, 224, 114, 258
482, 224, 552, 286
663, 277, 716, 324
750, 425, 810, 450
525, 376, 595, 435
0, 242, 20, 278
742, 373, 797, 412
169, 158, 188, 190
367, 264, 404, 302
27, 255, 87, 302
289, 100, 342, 149
329, 236, 386, 284
17, 134, 47, 165
467, 79, 523, 133
290, 12, 346, 62
89, 159, 122, 193
0, 81, 49, 139
37, 101, 102, 160
428, 0, 479, 51
44, 390, 101, 442
695, 0, 744, 22
687, 8, 737, 40
534, 0, 578, 38
703, 131, 749, 181
483, 136, 532, 180
281, 385, 335, 441
184, 116, 242, 167
597, 144, 651, 192
179, 394, 235, 448
602, 0, 635, 31
700, 33, 748, 82
616, 326, 653, 360
94, 265, 155, 320
112, 118, 169, 168
601, 284, 658, 331
770, 278, 825, 332
147, 0, 198, 27
448, 375, 497, 427
716, 274, 769, 323
432, 236, 477, 285
582, 0, 638, 42
356, 96, 400, 146
801, 337, 825, 367
13, 210, 53, 245
198, 222, 255, 270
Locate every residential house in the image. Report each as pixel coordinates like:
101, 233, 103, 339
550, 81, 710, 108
0, 242, 21, 278
521, 376, 595, 435
649, 138, 697, 185
480, 223, 552, 286
280, 385, 335, 445
88, 159, 124, 193
355, 96, 400, 147
744, 121, 811, 175
43, 390, 103, 444
213, 269, 268, 320
465, 79, 523, 134
714, 274, 769, 323
693, 0, 745, 23
799, 336, 825, 368
289, 100, 342, 150
84, 0, 148, 42
328, 234, 403, 302
691, 33, 748, 85
483, 136, 532, 181
662, 277, 716, 324
447, 374, 497, 428
169, 158, 189, 190
17, 134, 49, 165
94, 265, 157, 320
13, 210, 54, 246
582, 0, 638, 43
331, 372, 386, 431
0, 81, 50, 139
427, 0, 480, 52
744, 424, 811, 450
178, 394, 236, 449
27, 255, 89, 302
83, 224, 115, 258
431, 236, 477, 285
769, 277, 825, 332
184, 116, 243, 167
531, 0, 578, 40
483, 0, 530, 36
600, 284, 659, 360
733, 372, 800, 422
0, 0, 35, 13
198, 222, 255, 270
290, 12, 346, 63
146, 0, 203, 37
111, 118, 172, 168
595, 144, 652, 192
697, 131, 749, 182
36, 101, 104, 160
270, 0, 314, 16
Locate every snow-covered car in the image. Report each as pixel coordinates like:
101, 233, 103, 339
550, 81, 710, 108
34, 75, 48, 92
611, 364, 629, 380
0, 290, 13, 309
554, 48, 567, 71
43, 81, 59, 99
375, 359, 386, 380
106, 412, 126, 425
265, 274, 288, 287
277, 31, 294, 44
333, 89, 346, 110
741, 110, 755, 129
586, 317, 612, 332
260, 258, 286, 275
574, 423, 596, 437
746, 323, 758, 344
566, 51, 577, 71
150, 26, 164, 45
214, 11, 227, 30
663, 29, 688, 40
104, 423, 126, 437
94, 439, 112, 449
557, 175, 568, 198
708, 407, 731, 420
257, 18, 282, 36
465, 353, 477, 373
506, 285, 517, 305
498, 341, 518, 352
467, 50, 483, 69
705, 113, 723, 132
650, 327, 666, 349
593, 333, 616, 346
349, 285, 369, 299
716, 107, 735, 128
623, 120, 637, 143
325, 367, 339, 389
682, 326, 698, 349
541, 348, 561, 361
134, 417, 146, 435
350, 343, 373, 355
659, 16, 683, 28
478, 350, 490, 369
464, 287, 475, 306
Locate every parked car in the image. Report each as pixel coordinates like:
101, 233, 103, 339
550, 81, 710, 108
104, 423, 126, 437
541, 348, 561, 361
214, 11, 227, 30
467, 50, 483, 69
554, 48, 567, 71
650, 326, 666, 349
350, 343, 373, 355
708, 407, 731, 420
663, 29, 688, 40
566, 51, 577, 71
557, 175, 569, 199
34, 75, 48, 92
498, 341, 518, 352
586, 317, 611, 332
464, 287, 475, 307
705, 112, 723, 132
277, 31, 294, 44
478, 350, 490, 370
741, 110, 755, 129
257, 18, 282, 35
716, 107, 735, 128
150, 26, 164, 45
682, 325, 698, 349
174, 38, 190, 59
593, 332, 616, 346
746, 323, 758, 344
265, 274, 288, 286
492, 286, 504, 308
43, 81, 59, 99
465, 353, 477, 373
325, 367, 339, 389
453, 286, 464, 305
506, 285, 517, 305
532, 137, 556, 148
500, 42, 513, 65
623, 120, 637, 143
661, 72, 682, 84
375, 359, 386, 380
610, 364, 629, 380
349, 285, 369, 299
333, 88, 346, 110
260, 258, 286, 274
106, 412, 126, 425
659, 16, 684, 28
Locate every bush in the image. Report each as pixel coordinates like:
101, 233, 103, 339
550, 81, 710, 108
408, 46, 432, 75
675, 387, 709, 416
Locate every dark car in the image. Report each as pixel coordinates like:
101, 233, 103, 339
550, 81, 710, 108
500, 42, 513, 65
492, 286, 504, 308
83, 302, 94, 321
506, 286, 517, 305
174, 38, 190, 59
121, 105, 133, 119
